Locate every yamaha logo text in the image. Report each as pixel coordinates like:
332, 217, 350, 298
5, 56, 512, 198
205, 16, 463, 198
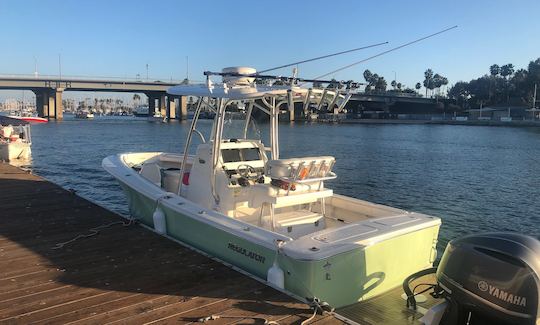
478, 281, 527, 307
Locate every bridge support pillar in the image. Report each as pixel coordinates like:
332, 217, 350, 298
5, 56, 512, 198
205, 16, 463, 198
178, 96, 188, 120
34, 90, 48, 118
167, 96, 176, 119
148, 95, 156, 116
34, 88, 63, 119
54, 89, 63, 120
159, 95, 167, 118
47, 93, 56, 118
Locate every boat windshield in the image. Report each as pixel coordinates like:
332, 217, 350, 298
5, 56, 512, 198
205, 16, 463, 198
221, 106, 261, 141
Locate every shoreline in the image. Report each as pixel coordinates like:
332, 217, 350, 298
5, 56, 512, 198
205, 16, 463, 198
332, 119, 540, 127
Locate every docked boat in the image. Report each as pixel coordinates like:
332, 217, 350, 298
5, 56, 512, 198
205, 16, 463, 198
75, 111, 94, 119
103, 68, 540, 324
148, 111, 167, 122
133, 105, 150, 117
9, 116, 48, 123
103, 67, 441, 309
0, 116, 31, 161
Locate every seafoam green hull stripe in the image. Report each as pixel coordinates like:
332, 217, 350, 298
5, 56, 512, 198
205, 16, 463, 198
119, 182, 440, 308
120, 182, 275, 279
279, 226, 439, 308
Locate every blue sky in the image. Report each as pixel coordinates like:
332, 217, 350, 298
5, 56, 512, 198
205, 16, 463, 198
1, 0, 540, 100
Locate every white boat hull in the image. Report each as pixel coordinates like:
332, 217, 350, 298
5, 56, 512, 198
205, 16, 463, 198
0, 142, 31, 161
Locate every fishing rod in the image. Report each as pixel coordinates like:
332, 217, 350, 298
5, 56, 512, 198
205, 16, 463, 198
205, 26, 456, 88
257, 41, 389, 74
305, 25, 458, 84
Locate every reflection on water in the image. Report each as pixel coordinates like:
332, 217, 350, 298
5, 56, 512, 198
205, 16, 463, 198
27, 116, 540, 250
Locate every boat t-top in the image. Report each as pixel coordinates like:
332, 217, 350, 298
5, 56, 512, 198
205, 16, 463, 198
103, 67, 441, 309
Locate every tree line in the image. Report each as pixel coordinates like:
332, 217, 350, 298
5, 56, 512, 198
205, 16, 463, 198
448, 58, 540, 109
361, 69, 448, 97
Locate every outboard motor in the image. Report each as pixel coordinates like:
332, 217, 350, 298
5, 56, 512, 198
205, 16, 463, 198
436, 233, 540, 325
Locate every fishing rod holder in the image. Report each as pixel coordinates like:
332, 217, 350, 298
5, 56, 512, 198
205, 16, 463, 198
203, 70, 364, 89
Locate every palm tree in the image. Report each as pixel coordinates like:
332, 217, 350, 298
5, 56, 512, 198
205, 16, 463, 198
489, 64, 500, 77
423, 69, 434, 97
391, 80, 397, 90
363, 70, 373, 83
415, 82, 422, 92
500, 64, 515, 79
500, 64, 515, 104
374, 77, 387, 92
133, 94, 141, 107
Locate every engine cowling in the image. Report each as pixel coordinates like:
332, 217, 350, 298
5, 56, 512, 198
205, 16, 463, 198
436, 232, 540, 325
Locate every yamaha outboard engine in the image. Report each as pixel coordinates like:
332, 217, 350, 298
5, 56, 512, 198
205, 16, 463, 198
436, 233, 540, 325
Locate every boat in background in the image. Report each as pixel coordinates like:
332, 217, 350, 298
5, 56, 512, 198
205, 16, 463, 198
0, 116, 31, 161
75, 111, 95, 119
133, 106, 150, 117
8, 115, 47, 123
148, 111, 166, 122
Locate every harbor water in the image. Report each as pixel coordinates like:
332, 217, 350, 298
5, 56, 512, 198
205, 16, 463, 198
26, 116, 540, 251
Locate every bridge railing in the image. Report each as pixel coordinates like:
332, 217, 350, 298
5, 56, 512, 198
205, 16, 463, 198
0, 73, 195, 84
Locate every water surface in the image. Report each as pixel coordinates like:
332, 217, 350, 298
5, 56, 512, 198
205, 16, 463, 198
27, 116, 540, 250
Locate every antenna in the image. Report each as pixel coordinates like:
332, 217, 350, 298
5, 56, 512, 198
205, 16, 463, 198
258, 41, 389, 74
58, 54, 62, 80
34, 56, 38, 79
186, 56, 189, 81
307, 25, 458, 83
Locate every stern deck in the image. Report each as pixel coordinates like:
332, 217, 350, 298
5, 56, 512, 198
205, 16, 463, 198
336, 274, 440, 325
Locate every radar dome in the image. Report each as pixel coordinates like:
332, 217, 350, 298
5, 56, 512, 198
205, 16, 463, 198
222, 67, 257, 86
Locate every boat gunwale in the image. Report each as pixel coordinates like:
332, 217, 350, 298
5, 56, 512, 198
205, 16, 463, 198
103, 152, 442, 262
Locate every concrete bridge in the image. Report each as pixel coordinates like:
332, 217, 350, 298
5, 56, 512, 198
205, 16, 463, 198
0, 75, 188, 119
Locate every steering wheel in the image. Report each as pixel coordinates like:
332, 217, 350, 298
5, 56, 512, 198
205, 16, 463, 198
235, 164, 262, 180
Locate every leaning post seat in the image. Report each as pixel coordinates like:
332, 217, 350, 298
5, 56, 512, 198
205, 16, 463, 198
251, 156, 337, 206
249, 157, 337, 236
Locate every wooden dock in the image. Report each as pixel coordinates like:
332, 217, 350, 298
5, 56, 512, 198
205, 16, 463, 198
0, 163, 342, 325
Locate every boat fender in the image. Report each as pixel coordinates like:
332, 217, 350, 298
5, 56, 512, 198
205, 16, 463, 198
267, 240, 285, 289
267, 260, 285, 289
152, 207, 167, 235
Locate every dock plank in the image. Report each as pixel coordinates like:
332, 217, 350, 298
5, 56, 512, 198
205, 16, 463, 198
0, 163, 341, 325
